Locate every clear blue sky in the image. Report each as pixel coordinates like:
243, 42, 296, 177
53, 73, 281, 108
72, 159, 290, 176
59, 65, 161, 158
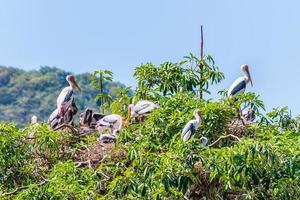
0, 0, 300, 114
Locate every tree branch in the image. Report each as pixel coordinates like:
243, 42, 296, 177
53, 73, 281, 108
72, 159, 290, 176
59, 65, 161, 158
1, 180, 48, 196
199, 25, 204, 99
208, 134, 241, 148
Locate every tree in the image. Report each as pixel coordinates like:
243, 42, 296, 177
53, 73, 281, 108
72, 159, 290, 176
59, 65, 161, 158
133, 54, 224, 100
90, 69, 113, 113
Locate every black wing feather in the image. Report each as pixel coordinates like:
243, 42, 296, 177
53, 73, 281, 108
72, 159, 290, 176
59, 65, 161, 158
190, 123, 196, 136
231, 80, 246, 96
63, 90, 73, 103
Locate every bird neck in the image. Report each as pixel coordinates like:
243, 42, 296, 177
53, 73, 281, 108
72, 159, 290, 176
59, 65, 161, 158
195, 114, 201, 123
112, 130, 119, 137
129, 106, 136, 117
68, 82, 76, 89
242, 70, 250, 83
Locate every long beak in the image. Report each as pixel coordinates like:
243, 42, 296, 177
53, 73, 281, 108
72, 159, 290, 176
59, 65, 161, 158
245, 67, 253, 87
73, 80, 81, 91
127, 106, 131, 121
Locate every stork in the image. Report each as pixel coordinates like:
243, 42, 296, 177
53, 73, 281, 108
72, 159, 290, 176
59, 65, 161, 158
97, 114, 123, 143
57, 75, 81, 117
227, 64, 253, 97
31, 115, 38, 124
48, 108, 60, 129
96, 114, 123, 132
200, 136, 208, 146
128, 100, 160, 122
181, 109, 202, 142
98, 129, 120, 143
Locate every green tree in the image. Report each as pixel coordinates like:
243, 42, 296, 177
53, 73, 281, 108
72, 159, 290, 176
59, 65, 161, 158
133, 54, 224, 100
90, 69, 113, 113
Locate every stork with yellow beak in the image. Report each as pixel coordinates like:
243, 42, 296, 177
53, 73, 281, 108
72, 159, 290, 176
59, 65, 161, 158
57, 75, 81, 117
227, 64, 253, 97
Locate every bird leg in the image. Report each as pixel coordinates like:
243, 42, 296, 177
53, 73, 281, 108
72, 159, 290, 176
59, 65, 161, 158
237, 107, 245, 126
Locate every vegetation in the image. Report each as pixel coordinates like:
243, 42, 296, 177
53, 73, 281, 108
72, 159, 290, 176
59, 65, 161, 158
90, 69, 114, 114
0, 66, 125, 125
0, 54, 300, 199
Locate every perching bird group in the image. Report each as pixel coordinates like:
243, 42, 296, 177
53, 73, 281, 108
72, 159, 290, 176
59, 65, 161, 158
180, 64, 254, 143
46, 64, 253, 144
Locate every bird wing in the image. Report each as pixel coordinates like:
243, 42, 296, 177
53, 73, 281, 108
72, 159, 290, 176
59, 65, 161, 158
48, 109, 59, 123
134, 101, 151, 113
99, 133, 117, 142
136, 104, 155, 115
103, 114, 120, 123
227, 77, 246, 96
57, 87, 74, 107
181, 120, 196, 141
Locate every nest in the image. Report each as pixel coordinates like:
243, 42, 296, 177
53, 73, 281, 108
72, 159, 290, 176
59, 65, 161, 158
226, 117, 253, 138
186, 161, 222, 199
72, 141, 126, 169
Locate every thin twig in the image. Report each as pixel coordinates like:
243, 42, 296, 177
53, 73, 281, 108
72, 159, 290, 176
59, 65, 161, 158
53, 124, 78, 133
1, 180, 48, 196
96, 171, 110, 180
208, 134, 241, 148
199, 25, 204, 99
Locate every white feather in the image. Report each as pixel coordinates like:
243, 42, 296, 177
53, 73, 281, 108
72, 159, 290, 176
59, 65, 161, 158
227, 76, 247, 96
181, 109, 202, 142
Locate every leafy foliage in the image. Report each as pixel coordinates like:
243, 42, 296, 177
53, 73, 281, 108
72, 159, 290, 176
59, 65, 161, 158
90, 69, 114, 113
133, 54, 224, 100
1, 55, 300, 199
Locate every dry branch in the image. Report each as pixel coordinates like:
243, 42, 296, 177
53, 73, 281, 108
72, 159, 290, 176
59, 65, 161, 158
1, 180, 48, 196
208, 134, 241, 148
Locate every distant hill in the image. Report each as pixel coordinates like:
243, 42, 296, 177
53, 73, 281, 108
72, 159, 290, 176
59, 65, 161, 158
0, 66, 125, 125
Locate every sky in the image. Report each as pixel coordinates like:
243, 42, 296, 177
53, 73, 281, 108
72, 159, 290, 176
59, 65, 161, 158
0, 0, 300, 114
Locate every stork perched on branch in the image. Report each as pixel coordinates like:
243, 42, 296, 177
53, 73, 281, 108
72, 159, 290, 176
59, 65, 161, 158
227, 64, 253, 97
181, 109, 202, 142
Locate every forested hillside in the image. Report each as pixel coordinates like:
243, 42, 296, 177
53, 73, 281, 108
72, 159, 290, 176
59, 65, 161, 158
0, 66, 124, 125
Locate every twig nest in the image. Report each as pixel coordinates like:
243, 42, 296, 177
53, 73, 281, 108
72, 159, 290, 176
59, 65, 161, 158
193, 161, 203, 174
227, 118, 250, 138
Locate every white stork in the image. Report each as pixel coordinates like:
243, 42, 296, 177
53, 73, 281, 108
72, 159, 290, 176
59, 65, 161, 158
48, 108, 59, 127
97, 114, 123, 143
98, 130, 120, 143
227, 64, 253, 97
200, 136, 208, 146
31, 115, 38, 124
128, 100, 160, 122
181, 109, 202, 142
57, 75, 81, 117
96, 114, 123, 132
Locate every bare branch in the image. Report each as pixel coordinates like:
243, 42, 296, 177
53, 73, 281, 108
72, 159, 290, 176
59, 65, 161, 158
208, 134, 241, 148
1, 180, 48, 196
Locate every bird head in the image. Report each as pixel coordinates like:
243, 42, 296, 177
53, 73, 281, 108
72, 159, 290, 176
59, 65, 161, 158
66, 75, 81, 91
200, 136, 208, 146
128, 104, 136, 118
241, 64, 253, 87
193, 109, 201, 117
31, 115, 37, 124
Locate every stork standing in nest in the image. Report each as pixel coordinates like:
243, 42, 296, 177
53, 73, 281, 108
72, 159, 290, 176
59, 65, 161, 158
96, 114, 123, 143
57, 75, 81, 118
227, 65, 253, 125
48, 75, 80, 129
128, 100, 160, 122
